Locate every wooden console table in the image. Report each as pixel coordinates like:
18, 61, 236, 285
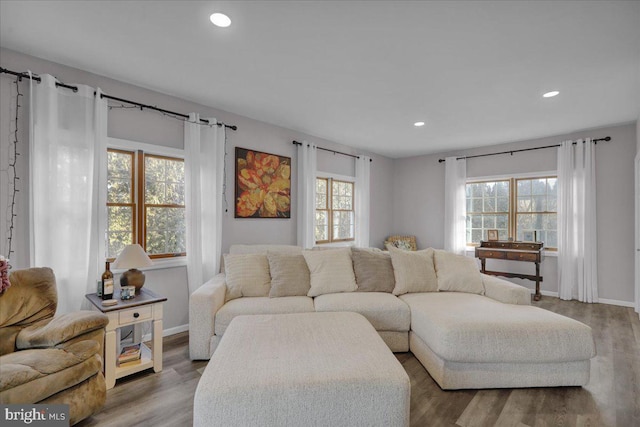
475, 241, 544, 301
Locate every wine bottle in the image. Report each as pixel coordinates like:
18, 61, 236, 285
101, 261, 114, 300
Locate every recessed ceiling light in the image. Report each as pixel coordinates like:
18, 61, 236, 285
210, 13, 231, 28
414, 121, 425, 127
543, 91, 559, 98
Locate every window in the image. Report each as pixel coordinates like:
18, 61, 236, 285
107, 149, 186, 259
315, 177, 355, 243
465, 176, 557, 249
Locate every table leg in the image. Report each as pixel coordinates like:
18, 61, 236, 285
104, 329, 116, 389
534, 261, 541, 301
152, 319, 163, 373
480, 258, 486, 273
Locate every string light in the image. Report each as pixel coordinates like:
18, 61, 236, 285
5, 78, 22, 259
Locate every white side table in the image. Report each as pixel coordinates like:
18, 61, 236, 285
86, 288, 167, 389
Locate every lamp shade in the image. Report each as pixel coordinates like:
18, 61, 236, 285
112, 244, 153, 270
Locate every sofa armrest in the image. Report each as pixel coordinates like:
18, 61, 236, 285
189, 273, 227, 360
481, 274, 531, 305
16, 311, 108, 350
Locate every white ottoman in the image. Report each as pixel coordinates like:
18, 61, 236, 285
194, 312, 410, 427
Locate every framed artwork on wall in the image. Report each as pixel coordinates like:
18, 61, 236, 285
235, 147, 291, 218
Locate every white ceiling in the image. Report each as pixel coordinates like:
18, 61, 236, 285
1, 1, 639, 158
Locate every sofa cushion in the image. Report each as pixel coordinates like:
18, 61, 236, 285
302, 248, 357, 297
433, 250, 484, 295
267, 252, 311, 298
214, 296, 314, 336
223, 253, 271, 301
314, 292, 410, 332
387, 246, 437, 295
352, 248, 395, 293
399, 292, 595, 364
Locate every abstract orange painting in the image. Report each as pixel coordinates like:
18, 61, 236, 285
235, 147, 291, 218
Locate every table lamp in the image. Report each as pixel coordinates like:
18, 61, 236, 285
112, 244, 153, 293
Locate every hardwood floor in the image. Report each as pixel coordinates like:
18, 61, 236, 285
77, 298, 640, 427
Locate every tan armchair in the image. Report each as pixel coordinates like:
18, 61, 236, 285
0, 267, 109, 425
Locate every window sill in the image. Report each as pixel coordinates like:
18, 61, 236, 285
112, 257, 187, 273
314, 242, 355, 248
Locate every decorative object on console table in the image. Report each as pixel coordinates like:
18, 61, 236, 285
475, 240, 545, 301
234, 147, 291, 218
487, 229, 499, 241
112, 244, 153, 293
384, 235, 417, 251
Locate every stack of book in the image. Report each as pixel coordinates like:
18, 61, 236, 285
118, 343, 141, 367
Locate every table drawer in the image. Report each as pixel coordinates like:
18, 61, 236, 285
119, 306, 152, 324
506, 252, 539, 262
476, 250, 506, 259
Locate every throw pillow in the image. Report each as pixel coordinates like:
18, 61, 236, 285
302, 248, 358, 297
223, 253, 271, 301
433, 249, 484, 295
387, 245, 438, 295
267, 252, 311, 298
351, 247, 395, 293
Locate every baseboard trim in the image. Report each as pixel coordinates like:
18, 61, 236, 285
530, 289, 635, 308
598, 298, 635, 308
142, 324, 188, 342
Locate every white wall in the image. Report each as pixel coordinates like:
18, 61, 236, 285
0, 48, 395, 330
392, 123, 637, 304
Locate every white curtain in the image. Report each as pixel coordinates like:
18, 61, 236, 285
297, 142, 317, 249
185, 114, 225, 294
557, 140, 598, 302
30, 74, 107, 314
355, 155, 371, 247
444, 157, 467, 254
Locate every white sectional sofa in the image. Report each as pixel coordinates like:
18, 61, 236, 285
189, 244, 596, 390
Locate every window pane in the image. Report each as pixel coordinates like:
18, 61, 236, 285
470, 215, 482, 228
108, 232, 133, 259
315, 211, 329, 242
332, 211, 354, 240
332, 181, 353, 210
107, 151, 133, 203
517, 179, 531, 196
146, 207, 186, 254
483, 215, 496, 229
496, 181, 509, 196
107, 206, 133, 258
517, 196, 532, 212
470, 183, 482, 197
496, 197, 509, 212
471, 229, 482, 243
107, 151, 132, 179
483, 197, 496, 212
532, 195, 546, 212
547, 178, 557, 196
516, 213, 556, 247
472, 198, 483, 212
531, 178, 546, 195
145, 156, 185, 205
316, 179, 327, 209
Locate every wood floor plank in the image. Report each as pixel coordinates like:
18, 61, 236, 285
76, 297, 640, 427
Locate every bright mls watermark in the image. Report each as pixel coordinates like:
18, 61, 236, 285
1, 405, 69, 426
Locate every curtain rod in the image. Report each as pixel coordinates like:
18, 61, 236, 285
292, 140, 373, 162
0, 67, 238, 131
437, 136, 611, 163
